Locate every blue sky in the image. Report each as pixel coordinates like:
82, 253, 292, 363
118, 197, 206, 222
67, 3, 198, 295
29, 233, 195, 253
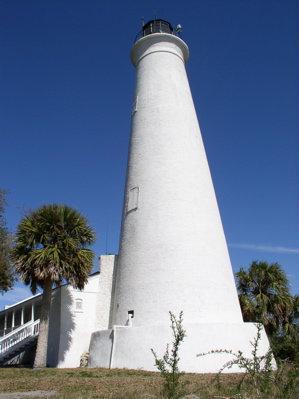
0, 0, 298, 308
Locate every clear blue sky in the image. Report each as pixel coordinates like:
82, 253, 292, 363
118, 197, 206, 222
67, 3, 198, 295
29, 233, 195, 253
1, 0, 298, 308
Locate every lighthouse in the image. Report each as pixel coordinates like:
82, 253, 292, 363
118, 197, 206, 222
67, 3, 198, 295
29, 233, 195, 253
89, 19, 272, 372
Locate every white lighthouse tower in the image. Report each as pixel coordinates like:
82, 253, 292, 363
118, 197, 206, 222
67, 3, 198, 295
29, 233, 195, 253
89, 20, 271, 372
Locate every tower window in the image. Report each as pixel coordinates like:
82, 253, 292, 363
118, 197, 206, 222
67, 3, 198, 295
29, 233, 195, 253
132, 96, 138, 115
127, 187, 139, 213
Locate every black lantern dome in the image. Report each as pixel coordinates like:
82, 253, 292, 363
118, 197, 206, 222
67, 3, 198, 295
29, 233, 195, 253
142, 19, 174, 36
135, 19, 177, 42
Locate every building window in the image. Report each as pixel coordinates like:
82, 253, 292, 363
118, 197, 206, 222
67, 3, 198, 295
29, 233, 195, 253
75, 299, 83, 312
127, 186, 139, 213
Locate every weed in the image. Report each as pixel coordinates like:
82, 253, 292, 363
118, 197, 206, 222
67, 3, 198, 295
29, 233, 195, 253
197, 323, 298, 398
151, 311, 186, 399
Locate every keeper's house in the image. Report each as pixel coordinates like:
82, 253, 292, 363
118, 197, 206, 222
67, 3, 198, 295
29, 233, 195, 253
0, 255, 116, 367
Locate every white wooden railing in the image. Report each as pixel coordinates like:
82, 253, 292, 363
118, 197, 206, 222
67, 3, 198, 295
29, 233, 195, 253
0, 319, 40, 356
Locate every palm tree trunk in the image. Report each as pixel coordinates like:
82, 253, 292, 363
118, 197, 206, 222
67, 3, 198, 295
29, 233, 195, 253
34, 277, 52, 368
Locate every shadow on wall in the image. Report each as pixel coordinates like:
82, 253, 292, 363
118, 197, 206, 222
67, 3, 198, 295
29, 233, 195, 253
47, 287, 75, 367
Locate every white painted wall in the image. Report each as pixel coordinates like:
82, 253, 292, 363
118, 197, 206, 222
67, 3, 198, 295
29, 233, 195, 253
95, 255, 117, 331
112, 32, 243, 328
89, 322, 273, 373
47, 255, 116, 368
56, 275, 100, 367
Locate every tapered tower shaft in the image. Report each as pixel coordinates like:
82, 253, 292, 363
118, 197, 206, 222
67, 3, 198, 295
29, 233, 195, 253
89, 20, 273, 373
111, 21, 243, 327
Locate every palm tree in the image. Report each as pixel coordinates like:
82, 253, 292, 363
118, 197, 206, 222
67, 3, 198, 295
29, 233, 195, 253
236, 261, 294, 336
11, 204, 95, 368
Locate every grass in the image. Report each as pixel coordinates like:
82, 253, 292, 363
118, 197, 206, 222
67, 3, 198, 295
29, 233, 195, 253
0, 367, 297, 398
0, 367, 246, 398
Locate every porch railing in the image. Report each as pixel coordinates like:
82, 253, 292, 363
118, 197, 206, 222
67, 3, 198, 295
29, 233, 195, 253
0, 319, 40, 355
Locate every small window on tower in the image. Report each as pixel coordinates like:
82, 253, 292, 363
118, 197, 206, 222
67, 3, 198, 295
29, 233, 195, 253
132, 96, 138, 115
127, 187, 139, 213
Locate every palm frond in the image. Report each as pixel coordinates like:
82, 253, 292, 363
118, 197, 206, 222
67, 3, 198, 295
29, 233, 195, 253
11, 204, 96, 293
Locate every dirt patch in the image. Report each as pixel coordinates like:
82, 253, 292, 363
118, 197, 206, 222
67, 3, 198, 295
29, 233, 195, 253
0, 392, 56, 399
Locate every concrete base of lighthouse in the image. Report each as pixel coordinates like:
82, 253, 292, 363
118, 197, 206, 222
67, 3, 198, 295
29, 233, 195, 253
89, 322, 273, 373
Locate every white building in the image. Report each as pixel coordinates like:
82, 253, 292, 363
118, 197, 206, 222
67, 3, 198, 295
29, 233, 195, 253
0, 19, 272, 371
0, 255, 116, 367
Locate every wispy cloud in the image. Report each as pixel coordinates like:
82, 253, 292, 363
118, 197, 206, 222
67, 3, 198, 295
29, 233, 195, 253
229, 243, 299, 255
